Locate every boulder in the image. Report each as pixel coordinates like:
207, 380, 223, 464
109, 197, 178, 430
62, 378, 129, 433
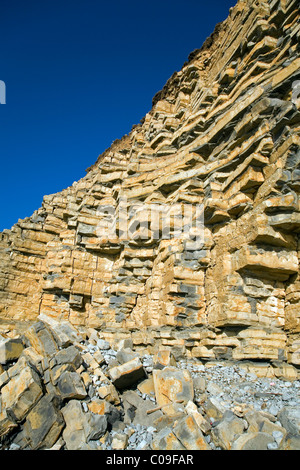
231, 432, 275, 450
152, 350, 177, 369
278, 406, 300, 435
245, 409, 286, 439
278, 433, 300, 450
61, 399, 106, 450
0, 338, 24, 365
122, 390, 162, 427
108, 357, 146, 389
116, 347, 140, 365
56, 371, 87, 400
151, 427, 185, 451
1, 358, 43, 422
173, 415, 212, 450
185, 400, 211, 434
22, 394, 64, 449
50, 345, 83, 369
211, 410, 246, 450
38, 314, 84, 347
87, 399, 122, 426
23, 322, 59, 357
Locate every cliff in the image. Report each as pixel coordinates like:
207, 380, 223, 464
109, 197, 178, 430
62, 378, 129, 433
0, 0, 300, 373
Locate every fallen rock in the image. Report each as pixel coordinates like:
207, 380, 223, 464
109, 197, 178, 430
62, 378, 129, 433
1, 358, 43, 422
245, 409, 286, 440
153, 350, 177, 369
111, 432, 129, 450
56, 371, 87, 400
38, 314, 84, 347
87, 398, 122, 426
0, 338, 24, 365
97, 382, 120, 405
202, 397, 228, 421
108, 357, 146, 389
185, 400, 211, 435
61, 399, 106, 450
50, 345, 83, 370
22, 393, 64, 450
173, 415, 211, 450
211, 410, 246, 450
278, 433, 300, 451
151, 427, 185, 451
153, 366, 194, 415
277, 406, 300, 436
122, 390, 162, 427
23, 322, 59, 357
231, 432, 275, 451
137, 376, 155, 396
116, 348, 140, 365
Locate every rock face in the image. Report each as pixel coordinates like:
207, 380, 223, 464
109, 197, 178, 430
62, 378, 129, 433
0, 0, 300, 375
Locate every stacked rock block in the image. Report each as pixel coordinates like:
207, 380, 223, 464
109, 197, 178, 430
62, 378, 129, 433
0, 0, 300, 370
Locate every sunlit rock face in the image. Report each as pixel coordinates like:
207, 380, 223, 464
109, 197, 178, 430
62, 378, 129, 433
0, 0, 300, 367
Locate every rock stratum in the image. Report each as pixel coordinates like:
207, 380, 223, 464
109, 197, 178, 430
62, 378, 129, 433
1, 0, 300, 382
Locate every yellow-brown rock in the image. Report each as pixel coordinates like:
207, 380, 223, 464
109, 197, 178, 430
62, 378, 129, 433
0, 0, 300, 371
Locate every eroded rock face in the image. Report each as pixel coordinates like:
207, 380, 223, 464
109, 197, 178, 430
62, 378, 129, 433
0, 0, 300, 369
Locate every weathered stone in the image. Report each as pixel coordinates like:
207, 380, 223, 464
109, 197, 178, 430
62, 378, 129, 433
245, 410, 287, 439
56, 371, 87, 399
0, 401, 18, 439
23, 394, 64, 449
231, 432, 275, 451
278, 406, 300, 436
38, 314, 84, 347
87, 398, 121, 426
116, 347, 140, 365
153, 350, 177, 369
203, 397, 228, 421
122, 390, 163, 427
211, 410, 246, 450
23, 322, 59, 357
0, 0, 300, 452
52, 345, 83, 369
137, 375, 155, 396
0, 338, 24, 365
153, 367, 194, 415
173, 415, 211, 450
20, 347, 44, 376
278, 433, 300, 451
97, 383, 120, 405
151, 427, 185, 451
108, 357, 146, 389
1, 360, 43, 422
185, 400, 211, 435
61, 399, 106, 450
111, 433, 129, 450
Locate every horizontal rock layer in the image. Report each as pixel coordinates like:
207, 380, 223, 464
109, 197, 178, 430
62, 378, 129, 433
0, 0, 300, 368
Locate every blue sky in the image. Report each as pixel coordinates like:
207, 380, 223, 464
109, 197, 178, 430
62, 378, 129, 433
0, 0, 236, 231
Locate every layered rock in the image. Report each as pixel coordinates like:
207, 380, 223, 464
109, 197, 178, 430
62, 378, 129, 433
0, 0, 300, 370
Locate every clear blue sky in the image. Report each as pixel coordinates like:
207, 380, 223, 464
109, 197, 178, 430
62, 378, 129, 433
0, 0, 236, 231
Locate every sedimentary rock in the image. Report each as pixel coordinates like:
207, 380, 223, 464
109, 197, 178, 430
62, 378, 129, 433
0, 317, 299, 450
0, 0, 299, 439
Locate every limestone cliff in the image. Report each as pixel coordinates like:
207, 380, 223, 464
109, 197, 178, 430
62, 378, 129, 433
0, 0, 300, 369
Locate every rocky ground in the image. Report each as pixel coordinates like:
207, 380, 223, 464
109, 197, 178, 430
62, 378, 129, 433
0, 315, 300, 451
